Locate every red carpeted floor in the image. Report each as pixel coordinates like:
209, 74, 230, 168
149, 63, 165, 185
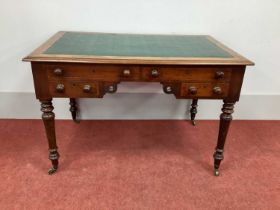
0, 120, 279, 210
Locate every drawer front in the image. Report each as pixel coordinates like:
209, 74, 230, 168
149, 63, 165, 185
47, 64, 141, 81
49, 80, 100, 98
141, 66, 232, 82
180, 82, 230, 98
47, 64, 231, 83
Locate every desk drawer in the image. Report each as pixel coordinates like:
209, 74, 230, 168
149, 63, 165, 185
49, 80, 100, 98
180, 82, 230, 98
141, 66, 232, 82
47, 64, 141, 81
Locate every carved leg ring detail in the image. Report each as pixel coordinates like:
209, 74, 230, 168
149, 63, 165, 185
213, 149, 224, 176
213, 101, 235, 176
48, 148, 60, 175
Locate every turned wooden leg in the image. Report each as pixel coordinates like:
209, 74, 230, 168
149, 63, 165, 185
40, 99, 60, 175
69, 98, 79, 123
190, 99, 198, 126
213, 100, 235, 176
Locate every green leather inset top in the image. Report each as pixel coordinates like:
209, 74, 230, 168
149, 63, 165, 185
44, 32, 233, 58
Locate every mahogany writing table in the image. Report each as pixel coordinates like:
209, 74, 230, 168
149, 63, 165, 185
23, 31, 254, 176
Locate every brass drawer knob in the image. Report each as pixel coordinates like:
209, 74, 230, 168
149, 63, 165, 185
213, 86, 222, 95
107, 85, 117, 93
123, 69, 131, 76
164, 86, 172, 94
56, 84, 65, 93
151, 69, 159, 77
54, 68, 63, 76
83, 84, 91, 93
188, 86, 197, 95
215, 71, 225, 79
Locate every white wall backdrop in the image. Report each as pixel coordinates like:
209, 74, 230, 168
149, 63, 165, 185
0, 0, 279, 119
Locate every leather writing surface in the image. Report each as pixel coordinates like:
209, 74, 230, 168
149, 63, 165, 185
44, 32, 233, 58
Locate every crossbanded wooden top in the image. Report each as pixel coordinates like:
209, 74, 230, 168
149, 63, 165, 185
23, 31, 254, 65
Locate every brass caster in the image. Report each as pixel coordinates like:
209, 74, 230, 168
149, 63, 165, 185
191, 120, 196, 126
74, 119, 80, 124
214, 169, 220, 176
48, 167, 58, 175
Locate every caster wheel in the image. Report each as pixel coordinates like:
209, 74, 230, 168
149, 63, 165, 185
74, 119, 80, 124
191, 120, 196, 126
214, 169, 220, 176
48, 167, 58, 175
